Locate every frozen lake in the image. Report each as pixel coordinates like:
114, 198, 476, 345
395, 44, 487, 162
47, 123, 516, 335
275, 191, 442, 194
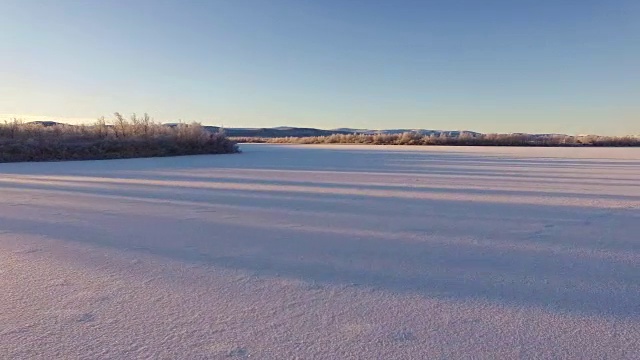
1, 144, 639, 359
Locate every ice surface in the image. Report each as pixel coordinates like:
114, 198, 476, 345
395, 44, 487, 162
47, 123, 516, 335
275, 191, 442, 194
1, 145, 639, 359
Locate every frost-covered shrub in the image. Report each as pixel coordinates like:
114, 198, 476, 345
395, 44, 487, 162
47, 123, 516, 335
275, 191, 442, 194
0, 113, 239, 162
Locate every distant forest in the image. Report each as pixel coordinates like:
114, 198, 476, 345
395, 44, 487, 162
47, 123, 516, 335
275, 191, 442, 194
233, 132, 640, 147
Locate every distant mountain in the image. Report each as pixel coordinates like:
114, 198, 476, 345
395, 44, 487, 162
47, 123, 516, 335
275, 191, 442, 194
27, 121, 66, 127
331, 128, 373, 133
205, 127, 353, 138
24, 121, 567, 139
210, 127, 484, 138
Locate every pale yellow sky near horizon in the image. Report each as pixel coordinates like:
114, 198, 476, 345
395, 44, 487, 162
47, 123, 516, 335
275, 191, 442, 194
1, 114, 96, 124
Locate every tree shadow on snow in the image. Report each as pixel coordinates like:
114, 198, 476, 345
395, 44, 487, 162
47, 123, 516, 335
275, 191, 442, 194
1, 145, 639, 319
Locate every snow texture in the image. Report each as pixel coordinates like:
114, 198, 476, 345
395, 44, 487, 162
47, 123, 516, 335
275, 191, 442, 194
1, 144, 639, 359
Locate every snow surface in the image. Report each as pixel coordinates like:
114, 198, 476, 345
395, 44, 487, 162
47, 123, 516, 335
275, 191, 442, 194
1, 144, 639, 359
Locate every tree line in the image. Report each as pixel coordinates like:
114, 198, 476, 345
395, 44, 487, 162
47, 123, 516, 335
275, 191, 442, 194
0, 113, 238, 162
233, 131, 640, 147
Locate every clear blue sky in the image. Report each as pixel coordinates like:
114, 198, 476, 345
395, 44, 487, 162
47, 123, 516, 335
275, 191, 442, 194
1, 0, 638, 135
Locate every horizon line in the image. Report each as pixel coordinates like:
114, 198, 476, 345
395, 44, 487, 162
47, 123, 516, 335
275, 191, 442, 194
4, 116, 639, 138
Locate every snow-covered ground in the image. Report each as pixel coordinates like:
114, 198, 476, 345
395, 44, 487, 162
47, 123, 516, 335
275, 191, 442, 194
1, 144, 639, 359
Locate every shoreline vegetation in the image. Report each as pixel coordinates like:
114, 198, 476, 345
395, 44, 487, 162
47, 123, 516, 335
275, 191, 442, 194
232, 132, 640, 147
0, 113, 238, 163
